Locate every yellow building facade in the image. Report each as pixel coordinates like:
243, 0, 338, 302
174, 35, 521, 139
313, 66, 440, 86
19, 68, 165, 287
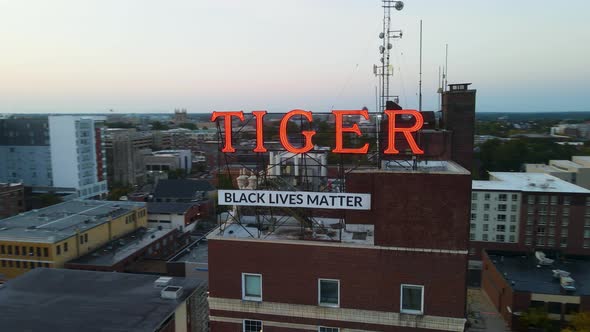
0, 200, 147, 279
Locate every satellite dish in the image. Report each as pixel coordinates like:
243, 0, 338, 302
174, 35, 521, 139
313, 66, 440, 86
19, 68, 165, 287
395, 1, 404, 10
379, 32, 385, 39
387, 43, 393, 50
379, 46, 385, 54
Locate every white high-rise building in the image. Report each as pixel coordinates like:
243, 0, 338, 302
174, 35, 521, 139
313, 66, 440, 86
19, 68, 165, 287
0, 115, 107, 199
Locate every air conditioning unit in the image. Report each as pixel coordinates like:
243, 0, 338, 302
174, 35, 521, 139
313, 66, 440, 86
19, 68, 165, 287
154, 276, 173, 288
161, 286, 183, 300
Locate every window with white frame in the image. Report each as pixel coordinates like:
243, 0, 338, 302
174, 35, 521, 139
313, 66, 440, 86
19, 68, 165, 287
471, 203, 477, 211
509, 225, 516, 233
242, 273, 262, 301
496, 234, 505, 242
525, 237, 532, 245
483, 234, 488, 241
484, 193, 490, 201
243, 320, 262, 332
511, 205, 517, 212
471, 213, 476, 221
510, 215, 517, 223
497, 215, 506, 222
318, 279, 339, 307
484, 214, 489, 222
512, 194, 518, 201
470, 233, 475, 241
471, 193, 478, 201
509, 235, 516, 243
319, 327, 339, 332
539, 196, 548, 204
497, 225, 506, 232
400, 284, 424, 314
499, 194, 507, 202
551, 196, 557, 205
563, 196, 571, 205
498, 204, 507, 212
484, 204, 490, 211
483, 224, 489, 231
470, 223, 476, 230
528, 196, 535, 204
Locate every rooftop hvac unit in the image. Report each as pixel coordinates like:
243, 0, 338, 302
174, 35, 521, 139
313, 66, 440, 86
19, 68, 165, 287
154, 276, 173, 288
535, 251, 554, 266
161, 286, 183, 300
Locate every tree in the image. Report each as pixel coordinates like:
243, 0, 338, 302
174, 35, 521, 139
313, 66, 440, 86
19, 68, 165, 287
562, 312, 590, 332
151, 121, 169, 130
179, 123, 197, 130
519, 307, 552, 331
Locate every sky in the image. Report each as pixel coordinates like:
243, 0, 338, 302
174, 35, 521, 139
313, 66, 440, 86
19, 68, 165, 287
0, 0, 588, 114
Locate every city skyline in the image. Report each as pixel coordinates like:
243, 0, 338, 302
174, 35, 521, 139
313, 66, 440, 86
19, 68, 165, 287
1, 0, 588, 114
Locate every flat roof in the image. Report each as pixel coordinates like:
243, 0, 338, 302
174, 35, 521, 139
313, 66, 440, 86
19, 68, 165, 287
356, 160, 469, 175
487, 253, 590, 296
550, 160, 583, 170
209, 213, 374, 245
525, 164, 569, 173
0, 268, 204, 332
0, 200, 146, 243
473, 172, 590, 194
147, 202, 196, 214
67, 227, 174, 267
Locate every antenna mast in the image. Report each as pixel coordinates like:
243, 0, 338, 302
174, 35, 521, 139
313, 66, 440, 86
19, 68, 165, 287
374, 0, 404, 112
418, 19, 423, 112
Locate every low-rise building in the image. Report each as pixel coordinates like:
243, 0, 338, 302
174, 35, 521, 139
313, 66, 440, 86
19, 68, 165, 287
147, 202, 202, 233
482, 250, 590, 330
0, 200, 147, 280
526, 156, 590, 190
0, 183, 24, 219
0, 268, 208, 332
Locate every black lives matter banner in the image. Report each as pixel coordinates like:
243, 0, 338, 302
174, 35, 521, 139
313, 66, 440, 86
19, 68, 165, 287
218, 190, 371, 210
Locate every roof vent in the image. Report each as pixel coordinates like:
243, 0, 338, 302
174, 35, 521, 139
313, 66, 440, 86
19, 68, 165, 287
154, 276, 173, 288
161, 286, 183, 300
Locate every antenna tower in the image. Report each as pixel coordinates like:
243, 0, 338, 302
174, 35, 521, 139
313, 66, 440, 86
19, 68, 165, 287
374, 0, 404, 113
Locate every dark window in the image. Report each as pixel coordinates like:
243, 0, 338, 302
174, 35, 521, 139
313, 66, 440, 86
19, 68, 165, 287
8, 261, 13, 267
548, 302, 561, 315
84, 234, 88, 243
0, 245, 5, 254
64, 242, 68, 252
7, 246, 12, 255
566, 303, 579, 315
80, 236, 84, 244
36, 247, 41, 257
22, 261, 28, 269
243, 320, 262, 332
401, 285, 424, 314
57, 245, 61, 255
319, 279, 339, 306
43, 248, 48, 257
15, 261, 20, 268
530, 301, 545, 308
1, 260, 5, 267
319, 328, 339, 332
22, 246, 26, 255
14, 246, 19, 256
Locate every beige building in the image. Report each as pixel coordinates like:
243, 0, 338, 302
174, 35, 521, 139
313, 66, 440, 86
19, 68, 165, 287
0, 200, 147, 280
525, 156, 590, 190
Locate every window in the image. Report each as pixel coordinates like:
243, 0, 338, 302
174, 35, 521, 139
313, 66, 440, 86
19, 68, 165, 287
511, 205, 517, 212
15, 246, 19, 256
470, 223, 476, 230
471, 193, 477, 201
561, 238, 568, 248
537, 237, 545, 246
483, 224, 489, 232
497, 215, 506, 222
57, 245, 61, 255
563, 196, 571, 205
7, 246, 12, 255
584, 240, 590, 249
526, 237, 532, 245
527, 216, 534, 225
539, 196, 548, 204
528, 206, 535, 215
470, 233, 475, 241
483, 234, 489, 241
243, 320, 262, 332
561, 229, 569, 236
242, 273, 262, 301
318, 279, 340, 307
512, 194, 518, 201
80, 236, 84, 245
401, 284, 424, 314
319, 327, 339, 332
562, 207, 569, 216
84, 234, 88, 243
471, 203, 477, 211
528, 196, 535, 204
43, 248, 48, 257
471, 213, 476, 221
36, 247, 41, 257
499, 194, 507, 202
509, 235, 516, 243
509, 225, 516, 233
585, 230, 590, 239
497, 225, 506, 232
498, 204, 507, 212
537, 227, 546, 235
484, 204, 490, 211
548, 228, 555, 236
64, 242, 68, 252
484, 193, 490, 201
510, 215, 517, 223
496, 234, 505, 242
548, 239, 555, 246
0, 245, 4, 254
562, 217, 569, 227
484, 214, 489, 222
539, 206, 547, 215
551, 196, 558, 205
538, 216, 547, 225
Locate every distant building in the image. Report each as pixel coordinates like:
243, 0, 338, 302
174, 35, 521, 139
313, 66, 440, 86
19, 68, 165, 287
0, 200, 147, 280
152, 179, 215, 218
470, 172, 590, 260
174, 108, 188, 124
0, 268, 208, 332
104, 128, 153, 186
526, 156, 590, 190
145, 149, 193, 176
0, 183, 24, 219
482, 250, 590, 329
0, 116, 108, 199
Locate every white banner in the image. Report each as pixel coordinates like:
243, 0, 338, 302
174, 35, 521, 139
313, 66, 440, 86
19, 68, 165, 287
218, 190, 371, 210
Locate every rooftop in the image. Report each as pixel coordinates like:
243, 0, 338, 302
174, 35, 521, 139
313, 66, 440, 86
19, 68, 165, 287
0, 200, 145, 243
153, 179, 215, 199
487, 252, 590, 296
147, 202, 197, 214
0, 268, 204, 332
473, 172, 590, 194
550, 160, 584, 170
375, 160, 469, 174
67, 227, 174, 267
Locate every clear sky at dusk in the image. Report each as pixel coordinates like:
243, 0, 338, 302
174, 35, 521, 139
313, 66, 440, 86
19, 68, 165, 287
0, 0, 588, 113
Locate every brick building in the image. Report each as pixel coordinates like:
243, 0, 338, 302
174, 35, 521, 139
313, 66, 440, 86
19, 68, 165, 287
0, 183, 24, 219
207, 161, 470, 332
469, 173, 590, 260
481, 250, 590, 330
